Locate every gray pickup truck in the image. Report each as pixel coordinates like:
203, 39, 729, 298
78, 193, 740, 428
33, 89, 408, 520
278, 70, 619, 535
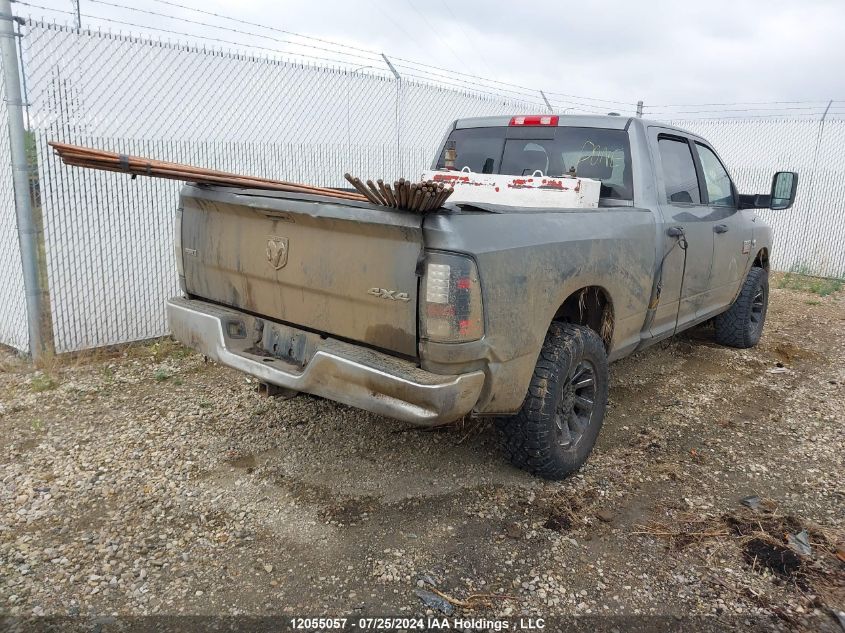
167, 115, 797, 479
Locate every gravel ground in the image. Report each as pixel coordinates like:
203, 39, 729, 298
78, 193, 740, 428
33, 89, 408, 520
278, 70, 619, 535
1, 278, 843, 632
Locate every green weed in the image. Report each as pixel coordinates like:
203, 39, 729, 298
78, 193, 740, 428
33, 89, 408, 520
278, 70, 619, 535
30, 374, 58, 392
777, 272, 842, 297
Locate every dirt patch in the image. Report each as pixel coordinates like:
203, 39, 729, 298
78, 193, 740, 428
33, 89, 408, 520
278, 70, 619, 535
772, 341, 815, 365
637, 504, 844, 599
1, 284, 843, 631
543, 514, 573, 533
225, 452, 257, 470
318, 496, 380, 526
743, 538, 804, 582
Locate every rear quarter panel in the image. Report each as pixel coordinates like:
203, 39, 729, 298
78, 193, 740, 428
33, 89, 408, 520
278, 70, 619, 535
422, 208, 656, 414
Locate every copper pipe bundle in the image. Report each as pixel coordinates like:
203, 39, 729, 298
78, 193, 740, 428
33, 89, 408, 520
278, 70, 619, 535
50, 142, 368, 202
344, 173, 453, 213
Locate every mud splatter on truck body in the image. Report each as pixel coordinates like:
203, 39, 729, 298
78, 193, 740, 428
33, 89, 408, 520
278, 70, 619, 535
169, 114, 784, 444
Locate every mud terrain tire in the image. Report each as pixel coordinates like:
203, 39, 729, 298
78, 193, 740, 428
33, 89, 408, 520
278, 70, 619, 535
714, 267, 769, 349
496, 322, 609, 480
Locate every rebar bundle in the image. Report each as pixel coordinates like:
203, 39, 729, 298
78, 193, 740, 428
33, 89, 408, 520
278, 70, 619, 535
344, 174, 454, 213
50, 142, 368, 202
50, 143, 455, 213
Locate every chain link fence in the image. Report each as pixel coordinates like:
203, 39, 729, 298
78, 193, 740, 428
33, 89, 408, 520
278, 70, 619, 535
0, 19, 842, 354
19, 20, 539, 353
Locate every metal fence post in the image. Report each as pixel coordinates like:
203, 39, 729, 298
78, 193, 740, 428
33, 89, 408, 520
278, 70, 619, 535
0, 1, 47, 359
381, 53, 401, 175
540, 91, 553, 113
636, 100, 643, 118
796, 100, 834, 271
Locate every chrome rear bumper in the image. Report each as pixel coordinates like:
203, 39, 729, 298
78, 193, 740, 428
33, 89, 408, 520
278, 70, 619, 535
166, 297, 484, 426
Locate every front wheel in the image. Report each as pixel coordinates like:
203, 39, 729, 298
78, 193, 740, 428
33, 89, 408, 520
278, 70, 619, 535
713, 267, 769, 348
496, 322, 609, 480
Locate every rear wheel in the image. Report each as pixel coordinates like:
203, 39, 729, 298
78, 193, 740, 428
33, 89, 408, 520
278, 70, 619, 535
714, 267, 769, 348
496, 322, 609, 480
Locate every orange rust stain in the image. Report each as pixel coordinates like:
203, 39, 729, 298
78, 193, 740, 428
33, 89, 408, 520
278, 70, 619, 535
539, 179, 570, 190
432, 174, 470, 183
508, 177, 534, 188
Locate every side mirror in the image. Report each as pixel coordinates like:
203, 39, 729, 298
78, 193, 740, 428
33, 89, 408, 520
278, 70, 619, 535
738, 171, 799, 210
770, 171, 798, 210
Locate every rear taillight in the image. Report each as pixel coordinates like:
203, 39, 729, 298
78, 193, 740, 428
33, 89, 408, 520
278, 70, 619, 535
420, 252, 483, 342
509, 115, 559, 126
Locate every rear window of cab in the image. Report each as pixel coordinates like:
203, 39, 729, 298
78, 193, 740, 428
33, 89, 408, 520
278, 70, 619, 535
435, 126, 633, 200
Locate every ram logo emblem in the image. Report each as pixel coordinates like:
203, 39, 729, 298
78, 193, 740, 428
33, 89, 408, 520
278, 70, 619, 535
368, 287, 411, 302
266, 237, 289, 270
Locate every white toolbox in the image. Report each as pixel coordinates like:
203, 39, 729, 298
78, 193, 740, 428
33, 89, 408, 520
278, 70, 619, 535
421, 168, 602, 209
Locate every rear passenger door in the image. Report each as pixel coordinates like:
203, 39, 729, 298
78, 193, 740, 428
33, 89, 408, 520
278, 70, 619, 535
648, 130, 716, 338
692, 142, 751, 315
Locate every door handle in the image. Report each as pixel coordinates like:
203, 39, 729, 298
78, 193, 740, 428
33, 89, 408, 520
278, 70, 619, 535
714, 224, 729, 234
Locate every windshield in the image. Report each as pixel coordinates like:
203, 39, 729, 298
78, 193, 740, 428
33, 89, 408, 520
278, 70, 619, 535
435, 126, 633, 200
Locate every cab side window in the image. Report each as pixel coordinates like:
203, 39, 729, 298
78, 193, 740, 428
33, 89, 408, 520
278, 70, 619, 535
695, 143, 735, 207
657, 137, 701, 204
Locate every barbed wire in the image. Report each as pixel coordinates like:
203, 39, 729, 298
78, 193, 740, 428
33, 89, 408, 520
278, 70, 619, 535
15, 3, 406, 75
646, 99, 843, 108
13, 1, 625, 114
148, 0, 640, 107
13, 0, 843, 117
646, 104, 844, 115
655, 112, 845, 121
26, 0, 642, 108
99, 0, 630, 108
80, 0, 385, 65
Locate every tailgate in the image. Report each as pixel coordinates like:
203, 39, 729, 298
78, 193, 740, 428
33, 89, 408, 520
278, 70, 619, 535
179, 186, 423, 357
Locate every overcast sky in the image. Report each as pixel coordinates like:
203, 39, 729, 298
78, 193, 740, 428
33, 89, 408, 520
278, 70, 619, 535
23, 0, 845, 118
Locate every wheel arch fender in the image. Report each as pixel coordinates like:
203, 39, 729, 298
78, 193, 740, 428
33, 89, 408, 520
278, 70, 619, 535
550, 283, 615, 351
753, 247, 770, 271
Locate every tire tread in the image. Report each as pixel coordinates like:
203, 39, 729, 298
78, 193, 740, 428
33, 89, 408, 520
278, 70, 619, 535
714, 267, 768, 348
496, 322, 608, 480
